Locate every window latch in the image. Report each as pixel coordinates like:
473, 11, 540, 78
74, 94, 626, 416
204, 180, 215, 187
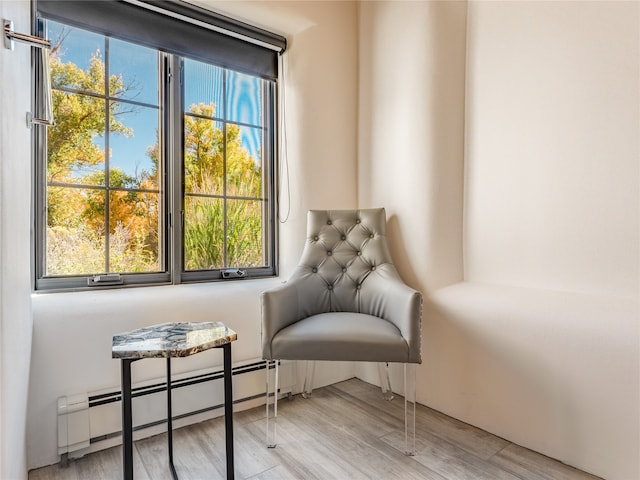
221, 269, 246, 279
87, 274, 124, 286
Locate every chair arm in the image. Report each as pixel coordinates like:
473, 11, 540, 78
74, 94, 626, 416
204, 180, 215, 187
261, 281, 302, 360
362, 269, 423, 364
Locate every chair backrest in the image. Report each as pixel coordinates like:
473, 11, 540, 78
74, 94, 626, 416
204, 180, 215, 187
289, 208, 406, 317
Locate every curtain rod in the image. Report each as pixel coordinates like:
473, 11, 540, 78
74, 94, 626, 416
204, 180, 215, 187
3, 19, 51, 50
3, 19, 54, 127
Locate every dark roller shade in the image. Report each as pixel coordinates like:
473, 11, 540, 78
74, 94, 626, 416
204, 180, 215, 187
36, 0, 286, 80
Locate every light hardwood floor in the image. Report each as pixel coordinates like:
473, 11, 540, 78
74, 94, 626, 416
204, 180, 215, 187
29, 378, 602, 480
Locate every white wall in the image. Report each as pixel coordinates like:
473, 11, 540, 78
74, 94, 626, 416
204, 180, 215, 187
357, 0, 467, 293
464, 0, 639, 298
26, 0, 359, 470
0, 1, 35, 478
428, 283, 639, 480
458, 2, 640, 478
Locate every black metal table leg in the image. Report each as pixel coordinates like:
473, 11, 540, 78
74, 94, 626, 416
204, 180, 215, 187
222, 343, 235, 480
121, 359, 134, 480
167, 357, 178, 479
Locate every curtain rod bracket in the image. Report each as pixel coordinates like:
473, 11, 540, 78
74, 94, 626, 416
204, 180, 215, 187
26, 112, 55, 128
3, 19, 14, 50
4, 18, 51, 50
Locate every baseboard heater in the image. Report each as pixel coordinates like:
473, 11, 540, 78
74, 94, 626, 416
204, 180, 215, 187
58, 359, 294, 461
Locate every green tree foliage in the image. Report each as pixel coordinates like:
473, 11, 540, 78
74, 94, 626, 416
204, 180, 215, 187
46, 48, 159, 275
47, 50, 132, 184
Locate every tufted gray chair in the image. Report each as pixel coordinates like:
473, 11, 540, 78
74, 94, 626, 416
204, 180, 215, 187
261, 208, 422, 455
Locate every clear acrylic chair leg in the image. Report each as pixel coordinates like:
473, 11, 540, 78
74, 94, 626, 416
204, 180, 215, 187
301, 360, 316, 399
404, 363, 416, 455
378, 362, 394, 401
265, 360, 278, 448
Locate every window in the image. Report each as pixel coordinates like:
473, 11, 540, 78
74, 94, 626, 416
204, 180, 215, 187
33, 1, 285, 290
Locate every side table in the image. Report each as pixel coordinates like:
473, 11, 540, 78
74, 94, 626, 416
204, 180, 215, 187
112, 322, 237, 480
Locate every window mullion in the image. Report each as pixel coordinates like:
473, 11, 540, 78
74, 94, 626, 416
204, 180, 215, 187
167, 54, 183, 284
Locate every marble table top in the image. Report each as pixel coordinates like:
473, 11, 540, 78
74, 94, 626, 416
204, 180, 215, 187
112, 322, 237, 359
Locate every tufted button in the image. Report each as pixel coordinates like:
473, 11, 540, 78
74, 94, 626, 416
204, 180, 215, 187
370, 266, 376, 271
312, 267, 318, 273
342, 267, 347, 273
369, 234, 374, 239
327, 220, 332, 225
356, 251, 361, 256
356, 284, 362, 290
341, 235, 346, 241
313, 235, 319, 241
356, 219, 361, 224
327, 251, 332, 256
327, 284, 333, 290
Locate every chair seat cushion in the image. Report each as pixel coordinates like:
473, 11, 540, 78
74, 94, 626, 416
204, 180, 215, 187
270, 312, 409, 362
